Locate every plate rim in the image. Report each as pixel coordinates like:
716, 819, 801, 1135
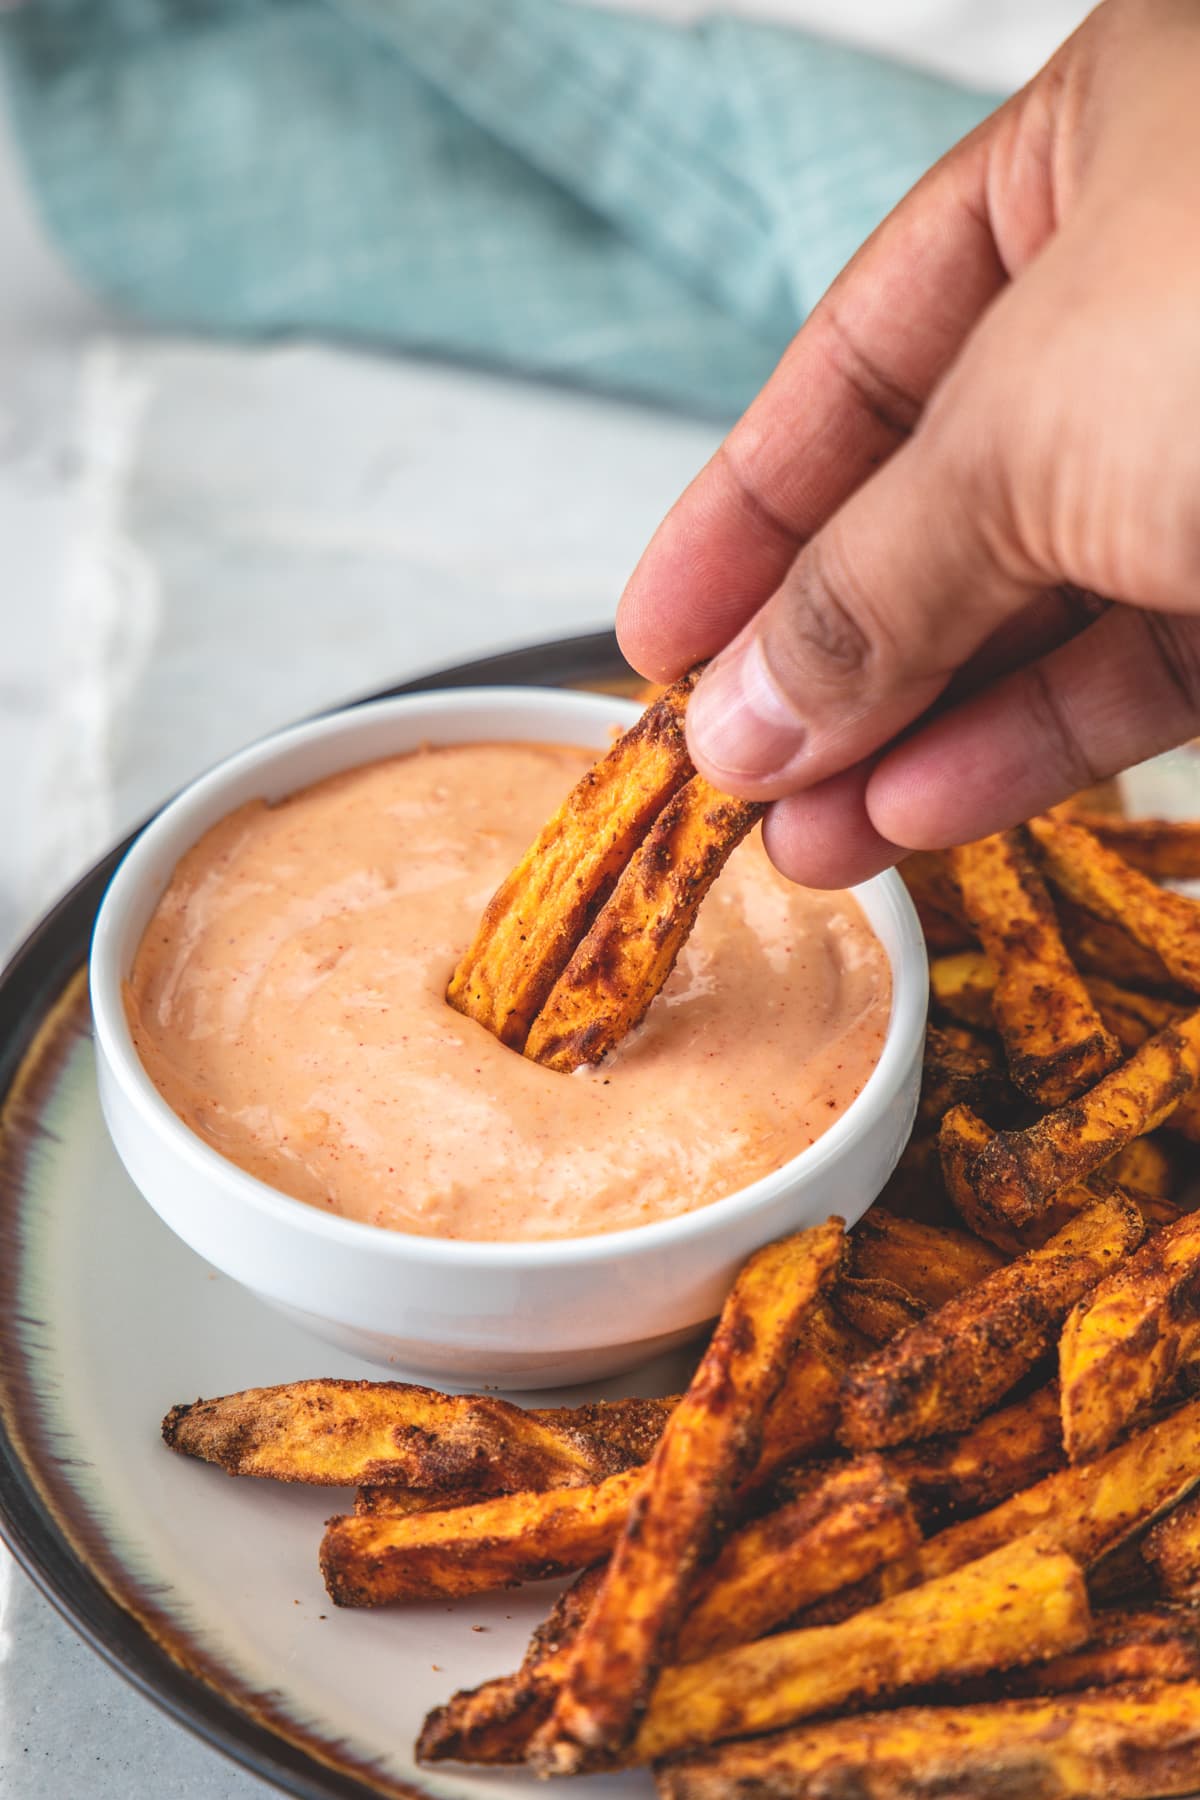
0, 628, 632, 1800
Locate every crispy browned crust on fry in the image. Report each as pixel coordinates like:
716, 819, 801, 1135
524, 776, 763, 1071
915, 1394, 1200, 1585
680, 1458, 919, 1662
654, 1680, 1200, 1800
1088, 976, 1200, 1144
416, 1566, 604, 1765
1108, 1134, 1180, 1202
321, 1468, 641, 1605
530, 1222, 845, 1773
833, 1276, 926, 1344
1060, 896, 1181, 991
161, 1379, 672, 1491
1061, 1212, 1200, 1464
446, 671, 699, 1047
916, 1023, 1008, 1129
887, 1381, 1065, 1527
1062, 811, 1200, 880
629, 1539, 1090, 1767
849, 1208, 1003, 1307
966, 1013, 1200, 1232
937, 1103, 1006, 1243
950, 829, 1121, 1104
928, 948, 997, 1028
1144, 1490, 1200, 1600
1031, 815, 1200, 992
838, 1195, 1144, 1451
354, 1483, 481, 1517
749, 1307, 856, 1486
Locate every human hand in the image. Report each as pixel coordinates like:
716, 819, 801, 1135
617, 0, 1200, 887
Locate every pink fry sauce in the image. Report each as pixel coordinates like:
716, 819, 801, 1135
126, 743, 891, 1242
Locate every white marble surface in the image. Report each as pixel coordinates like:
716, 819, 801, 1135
0, 4, 1093, 1792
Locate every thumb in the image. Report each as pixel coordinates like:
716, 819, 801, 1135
683, 375, 1046, 804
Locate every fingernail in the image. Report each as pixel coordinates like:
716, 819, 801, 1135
688, 635, 806, 781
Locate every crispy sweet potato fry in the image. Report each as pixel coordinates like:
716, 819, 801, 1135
848, 1209, 1003, 1305
417, 1565, 605, 1766
914, 1394, 1200, 1585
1144, 1491, 1200, 1600
524, 776, 763, 1071
1107, 1134, 1179, 1201
679, 1458, 920, 1661
1061, 811, 1200, 880
966, 1012, 1200, 1233
1060, 896, 1180, 990
417, 1459, 918, 1767
1087, 977, 1200, 1143
531, 1221, 844, 1772
928, 949, 997, 1028
1031, 815, 1200, 992
321, 1468, 641, 1604
950, 829, 1120, 1104
945, 1605, 1200, 1702
834, 1276, 926, 1343
916, 1023, 1009, 1129
446, 671, 698, 1047
354, 1483, 480, 1517
161, 1379, 672, 1491
1060, 1212, 1200, 1463
898, 850, 968, 930
887, 1382, 1065, 1526
655, 1680, 1200, 1800
839, 1195, 1144, 1451
629, 1538, 1090, 1767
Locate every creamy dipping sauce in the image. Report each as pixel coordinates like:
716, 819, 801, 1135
127, 743, 892, 1241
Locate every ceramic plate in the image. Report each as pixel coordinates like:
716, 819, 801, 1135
0, 631, 677, 1800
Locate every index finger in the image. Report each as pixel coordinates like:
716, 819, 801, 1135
616, 100, 1023, 683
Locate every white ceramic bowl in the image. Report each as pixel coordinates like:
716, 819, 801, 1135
90, 688, 928, 1388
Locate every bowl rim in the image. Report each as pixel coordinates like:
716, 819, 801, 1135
89, 686, 928, 1267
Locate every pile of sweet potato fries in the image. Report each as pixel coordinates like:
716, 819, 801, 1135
162, 681, 1200, 1797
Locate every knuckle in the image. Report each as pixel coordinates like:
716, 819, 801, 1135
769, 535, 878, 690
1140, 610, 1200, 719
1023, 659, 1104, 795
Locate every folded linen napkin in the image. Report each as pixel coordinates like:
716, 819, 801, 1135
0, 0, 1000, 417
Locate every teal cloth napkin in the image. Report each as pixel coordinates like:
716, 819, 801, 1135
0, 0, 1001, 418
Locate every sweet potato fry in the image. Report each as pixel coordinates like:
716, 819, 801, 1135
446, 670, 698, 1047
848, 1208, 1003, 1305
417, 1565, 604, 1766
679, 1458, 920, 1661
1060, 1212, 1200, 1463
897, 850, 968, 929
928, 949, 997, 1028
161, 1379, 672, 1491
417, 1459, 918, 1768
834, 1277, 926, 1343
354, 1483, 480, 1517
530, 1221, 844, 1772
1060, 896, 1180, 990
655, 1680, 1200, 1800
524, 776, 763, 1071
629, 1538, 1090, 1767
946, 1605, 1200, 1701
321, 1468, 641, 1604
1144, 1491, 1200, 1600
915, 1393, 1200, 1585
950, 829, 1120, 1104
1031, 814, 1200, 992
1087, 977, 1200, 1143
1063, 811, 1200, 880
916, 1023, 1009, 1128
839, 1195, 1144, 1451
966, 1012, 1200, 1233
1107, 1134, 1179, 1201
887, 1381, 1065, 1526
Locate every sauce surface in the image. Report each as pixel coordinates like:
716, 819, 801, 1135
127, 744, 892, 1241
